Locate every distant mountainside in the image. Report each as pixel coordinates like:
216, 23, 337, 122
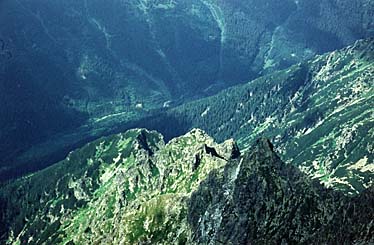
1, 0, 373, 168
1, 38, 373, 189
132, 38, 374, 194
1, 128, 373, 244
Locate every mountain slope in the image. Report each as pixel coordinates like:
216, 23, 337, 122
1, 129, 373, 244
0, 129, 239, 244
1, 0, 373, 173
136, 38, 374, 194
189, 138, 374, 244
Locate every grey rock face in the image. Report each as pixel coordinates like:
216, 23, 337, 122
189, 138, 374, 244
0, 129, 373, 244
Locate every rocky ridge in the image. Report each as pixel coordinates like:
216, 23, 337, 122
1, 129, 373, 244
137, 38, 374, 194
190, 138, 374, 244
0, 128, 239, 244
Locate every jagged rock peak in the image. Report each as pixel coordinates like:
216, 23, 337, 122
189, 138, 374, 244
240, 137, 281, 172
125, 128, 165, 154
253, 137, 274, 152
1, 128, 373, 244
219, 138, 241, 160
177, 128, 212, 141
166, 128, 240, 161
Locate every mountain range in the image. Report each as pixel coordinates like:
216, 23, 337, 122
1, 0, 373, 175
0, 39, 373, 243
134, 38, 374, 194
0, 1, 373, 243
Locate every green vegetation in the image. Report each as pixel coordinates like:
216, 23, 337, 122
0, 128, 234, 244
0, 37, 373, 245
134, 38, 374, 193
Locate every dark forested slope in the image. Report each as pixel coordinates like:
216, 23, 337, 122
1, 0, 373, 170
133, 38, 374, 194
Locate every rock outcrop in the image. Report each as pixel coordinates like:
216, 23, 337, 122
138, 38, 374, 194
189, 138, 374, 244
1, 129, 373, 244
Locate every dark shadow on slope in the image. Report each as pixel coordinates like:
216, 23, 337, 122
189, 138, 374, 244
0, 110, 192, 183
113, 110, 193, 142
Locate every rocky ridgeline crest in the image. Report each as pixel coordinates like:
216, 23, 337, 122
1, 128, 373, 244
0, 128, 239, 244
137, 38, 374, 194
189, 138, 374, 243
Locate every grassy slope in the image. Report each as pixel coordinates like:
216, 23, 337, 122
0, 129, 235, 244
